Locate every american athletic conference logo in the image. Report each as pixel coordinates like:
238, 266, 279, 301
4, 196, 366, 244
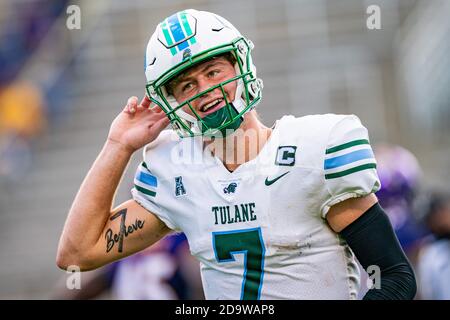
175, 176, 186, 196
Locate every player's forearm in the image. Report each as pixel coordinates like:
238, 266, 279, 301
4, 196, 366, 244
57, 139, 134, 267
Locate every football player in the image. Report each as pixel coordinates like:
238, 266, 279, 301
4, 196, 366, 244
57, 9, 416, 300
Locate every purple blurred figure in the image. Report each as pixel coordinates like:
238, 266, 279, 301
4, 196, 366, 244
374, 144, 429, 256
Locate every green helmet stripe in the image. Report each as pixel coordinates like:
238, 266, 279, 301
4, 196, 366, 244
160, 21, 178, 56
179, 11, 192, 36
180, 11, 196, 45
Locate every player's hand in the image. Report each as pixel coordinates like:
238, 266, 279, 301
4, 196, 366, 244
107, 95, 170, 153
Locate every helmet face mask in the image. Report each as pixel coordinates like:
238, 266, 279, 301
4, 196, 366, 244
144, 10, 263, 138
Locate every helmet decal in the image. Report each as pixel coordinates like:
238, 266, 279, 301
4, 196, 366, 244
159, 11, 197, 56
182, 48, 192, 61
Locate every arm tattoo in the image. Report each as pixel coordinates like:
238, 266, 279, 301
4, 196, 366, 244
105, 208, 145, 253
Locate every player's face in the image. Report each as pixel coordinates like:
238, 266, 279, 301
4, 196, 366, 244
168, 57, 237, 118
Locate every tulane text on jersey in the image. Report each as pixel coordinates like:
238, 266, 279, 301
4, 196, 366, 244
211, 202, 257, 225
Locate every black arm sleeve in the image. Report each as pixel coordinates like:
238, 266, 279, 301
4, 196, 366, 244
339, 202, 417, 300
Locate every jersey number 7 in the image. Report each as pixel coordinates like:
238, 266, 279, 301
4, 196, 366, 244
212, 227, 265, 300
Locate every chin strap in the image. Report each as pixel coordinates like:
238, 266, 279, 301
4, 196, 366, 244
201, 102, 243, 136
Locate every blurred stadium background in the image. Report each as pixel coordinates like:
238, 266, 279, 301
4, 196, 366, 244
0, 0, 449, 299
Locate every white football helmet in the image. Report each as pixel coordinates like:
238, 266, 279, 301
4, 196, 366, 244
144, 9, 263, 137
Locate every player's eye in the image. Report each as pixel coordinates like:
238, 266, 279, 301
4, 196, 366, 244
207, 69, 220, 78
182, 82, 194, 93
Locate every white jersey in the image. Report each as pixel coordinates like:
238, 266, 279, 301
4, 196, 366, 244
131, 114, 380, 300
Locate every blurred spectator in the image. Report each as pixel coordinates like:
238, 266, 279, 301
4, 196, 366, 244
52, 233, 204, 300
0, 80, 47, 186
0, 0, 69, 83
111, 232, 203, 300
416, 191, 450, 299
374, 144, 428, 256
0, 80, 46, 137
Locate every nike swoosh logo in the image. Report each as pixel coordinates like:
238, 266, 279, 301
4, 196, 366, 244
265, 171, 290, 186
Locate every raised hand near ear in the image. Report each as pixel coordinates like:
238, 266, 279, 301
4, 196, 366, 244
108, 95, 170, 153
